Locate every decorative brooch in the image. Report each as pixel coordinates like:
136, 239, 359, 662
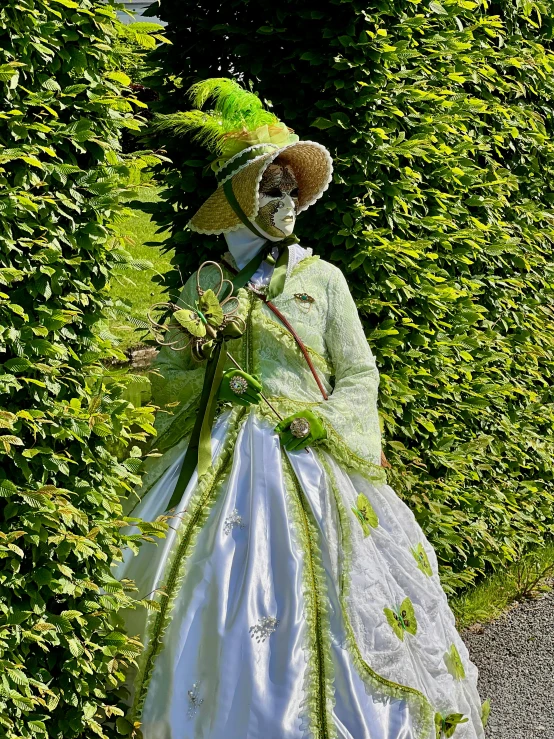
289, 416, 311, 439
187, 682, 204, 718
223, 508, 245, 535
229, 375, 249, 396
294, 292, 315, 307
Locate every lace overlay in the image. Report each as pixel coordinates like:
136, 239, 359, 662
143, 254, 383, 498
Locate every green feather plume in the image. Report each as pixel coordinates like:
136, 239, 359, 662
149, 109, 227, 152
149, 77, 292, 164
188, 78, 277, 131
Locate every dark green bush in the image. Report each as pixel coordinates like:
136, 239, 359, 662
0, 1, 161, 737
144, 0, 554, 591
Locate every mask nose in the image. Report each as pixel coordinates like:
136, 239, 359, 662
280, 194, 296, 211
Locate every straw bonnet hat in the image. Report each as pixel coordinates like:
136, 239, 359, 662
150, 78, 333, 235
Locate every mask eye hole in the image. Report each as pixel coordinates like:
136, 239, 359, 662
290, 187, 299, 198
264, 187, 283, 198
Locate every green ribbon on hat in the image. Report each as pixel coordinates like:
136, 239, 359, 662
222, 179, 269, 240
215, 143, 279, 184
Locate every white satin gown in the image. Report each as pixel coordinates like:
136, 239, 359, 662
115, 235, 485, 739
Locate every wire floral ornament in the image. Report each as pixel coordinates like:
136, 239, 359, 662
148, 261, 246, 361
147, 261, 284, 422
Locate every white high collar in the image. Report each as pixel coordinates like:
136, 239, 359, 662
224, 227, 268, 270
223, 226, 312, 288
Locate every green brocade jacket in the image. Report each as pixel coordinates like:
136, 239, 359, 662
135, 253, 386, 503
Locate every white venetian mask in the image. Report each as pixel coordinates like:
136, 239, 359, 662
252, 161, 299, 241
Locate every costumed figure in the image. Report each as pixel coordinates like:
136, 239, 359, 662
116, 79, 487, 739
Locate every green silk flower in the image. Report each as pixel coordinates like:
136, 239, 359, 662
384, 597, 418, 641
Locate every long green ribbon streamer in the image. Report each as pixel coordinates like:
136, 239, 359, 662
166, 248, 273, 511
197, 343, 227, 475
266, 247, 289, 301
223, 178, 269, 240
166, 343, 222, 510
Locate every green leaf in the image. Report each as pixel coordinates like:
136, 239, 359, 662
0, 63, 24, 82
429, 0, 448, 13
481, 699, 491, 727
116, 717, 133, 735
310, 117, 336, 129
351, 493, 379, 536
21, 156, 43, 168
0, 479, 17, 497
3, 357, 33, 373
67, 638, 84, 657
198, 288, 224, 327
173, 309, 206, 337
444, 643, 466, 679
257, 25, 285, 34
103, 631, 127, 645
105, 71, 131, 86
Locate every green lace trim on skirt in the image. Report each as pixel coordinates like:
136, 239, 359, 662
283, 455, 337, 739
319, 454, 435, 739
130, 406, 248, 723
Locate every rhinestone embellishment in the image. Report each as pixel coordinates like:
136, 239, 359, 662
224, 508, 245, 535
289, 417, 311, 439
250, 616, 280, 643
187, 682, 204, 718
294, 292, 315, 304
229, 375, 249, 396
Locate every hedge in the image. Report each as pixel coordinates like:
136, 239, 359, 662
0, 1, 162, 737
143, 0, 554, 592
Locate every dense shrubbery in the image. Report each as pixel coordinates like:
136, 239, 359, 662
0, 1, 162, 737
116, 22, 169, 86
144, 0, 554, 591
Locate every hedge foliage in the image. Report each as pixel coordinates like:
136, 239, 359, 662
0, 1, 163, 737
144, 0, 554, 591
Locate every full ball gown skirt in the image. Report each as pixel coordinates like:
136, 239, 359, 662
116, 255, 485, 739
